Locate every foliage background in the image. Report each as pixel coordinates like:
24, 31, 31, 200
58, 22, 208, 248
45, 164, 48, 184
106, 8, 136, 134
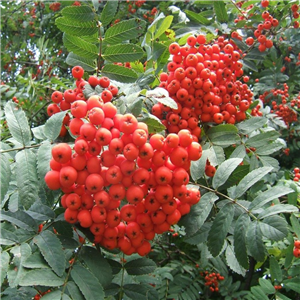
1, 1, 300, 300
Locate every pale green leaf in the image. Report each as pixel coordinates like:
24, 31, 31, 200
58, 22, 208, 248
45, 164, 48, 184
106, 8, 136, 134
66, 281, 85, 300
23, 251, 49, 269
40, 290, 71, 300
138, 113, 166, 133
154, 15, 173, 39
56, 17, 97, 36
0, 227, 19, 245
4, 101, 31, 146
246, 221, 266, 262
63, 33, 98, 59
245, 131, 280, 148
206, 124, 239, 147
259, 215, 288, 241
0, 210, 37, 231
255, 141, 284, 155
257, 204, 297, 219
229, 145, 246, 159
71, 265, 104, 300
1, 155, 11, 201
212, 158, 243, 189
249, 186, 294, 210
32, 125, 46, 140
33, 230, 66, 277
269, 256, 282, 282
104, 18, 146, 44
214, 1, 228, 22
185, 10, 210, 25
44, 111, 68, 142
61, 5, 95, 22
146, 88, 178, 110
125, 257, 156, 275
19, 269, 65, 287
128, 98, 143, 117
101, 64, 138, 83
37, 141, 52, 183
225, 245, 246, 276
190, 147, 209, 181
236, 117, 268, 135
275, 292, 293, 300
234, 213, 250, 269
208, 202, 234, 257
0, 251, 10, 285
80, 246, 113, 287
27, 202, 55, 222
234, 167, 273, 199
15, 149, 39, 209
100, 1, 118, 27
66, 52, 97, 72
102, 43, 144, 62
290, 214, 300, 238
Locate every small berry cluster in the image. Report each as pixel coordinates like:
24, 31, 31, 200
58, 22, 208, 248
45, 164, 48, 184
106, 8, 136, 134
293, 240, 300, 257
33, 290, 51, 300
49, 2, 61, 12
154, 34, 255, 133
292, 167, 300, 182
291, 4, 299, 29
274, 285, 282, 290
45, 66, 202, 256
200, 271, 224, 292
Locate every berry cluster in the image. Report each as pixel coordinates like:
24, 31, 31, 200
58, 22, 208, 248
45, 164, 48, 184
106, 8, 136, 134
45, 66, 202, 256
293, 167, 300, 182
293, 240, 300, 257
153, 34, 255, 133
291, 4, 300, 29
33, 290, 51, 300
200, 271, 224, 292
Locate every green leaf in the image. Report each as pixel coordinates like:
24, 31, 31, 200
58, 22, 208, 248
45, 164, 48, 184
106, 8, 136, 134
44, 111, 67, 142
243, 59, 259, 72
214, 1, 228, 22
259, 278, 276, 294
125, 257, 156, 275
269, 256, 282, 282
255, 141, 284, 155
61, 5, 95, 22
101, 64, 138, 83
23, 251, 49, 269
0, 210, 37, 231
138, 113, 166, 133
104, 283, 120, 297
66, 52, 97, 72
225, 245, 246, 276
275, 292, 293, 300
63, 33, 98, 59
123, 284, 151, 300
284, 281, 300, 293
33, 230, 66, 277
249, 186, 294, 210
1, 227, 19, 245
290, 214, 300, 238
250, 286, 269, 300
146, 88, 178, 110
184, 223, 211, 245
190, 147, 210, 181
4, 101, 31, 146
0, 251, 10, 285
234, 213, 250, 269
80, 246, 112, 287
233, 167, 273, 199
236, 117, 268, 135
1, 155, 11, 201
259, 216, 288, 241
208, 202, 234, 256
257, 204, 298, 219
32, 125, 46, 140
19, 269, 65, 287
104, 18, 146, 44
37, 141, 52, 183
56, 17, 97, 36
246, 221, 266, 262
128, 98, 143, 117
212, 158, 243, 189
230, 145, 246, 159
154, 16, 173, 39
15, 149, 39, 209
40, 290, 71, 300
245, 131, 280, 148
100, 1, 118, 27
102, 43, 144, 63
65, 281, 85, 300
71, 265, 104, 300
206, 124, 238, 147
181, 192, 218, 236
7, 243, 32, 288
185, 10, 210, 25
27, 202, 55, 222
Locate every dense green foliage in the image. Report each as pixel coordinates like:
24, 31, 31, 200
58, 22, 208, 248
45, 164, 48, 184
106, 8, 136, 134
1, 1, 300, 300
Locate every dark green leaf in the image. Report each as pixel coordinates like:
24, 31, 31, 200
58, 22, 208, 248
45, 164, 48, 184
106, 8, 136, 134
39, 290, 71, 300
185, 10, 210, 25
102, 64, 138, 83
19, 269, 65, 287
1, 227, 19, 245
184, 223, 211, 245
290, 214, 300, 238
44, 111, 67, 142
234, 213, 250, 269
257, 204, 297, 219
206, 124, 238, 147
259, 215, 288, 241
33, 230, 65, 277
66, 53, 97, 72
275, 292, 292, 300
80, 246, 112, 287
190, 147, 209, 181
234, 167, 273, 199
100, 1, 118, 27
71, 265, 104, 300
104, 283, 120, 296
23, 251, 49, 269
104, 19, 146, 44
269, 256, 282, 282
128, 98, 143, 117
125, 257, 156, 275
225, 245, 246, 276
65, 281, 85, 300
103, 43, 144, 62
259, 278, 276, 294
0, 210, 37, 232
63, 33, 98, 59
61, 5, 95, 22
37, 141, 52, 184
4, 101, 31, 146
214, 1, 228, 22
249, 186, 294, 210
123, 284, 151, 300
154, 16, 173, 39
246, 221, 266, 262
243, 59, 259, 72
236, 117, 267, 135
27, 202, 55, 222
208, 202, 234, 256
212, 158, 243, 189
0, 251, 10, 285
250, 286, 269, 300
56, 17, 97, 36
284, 281, 300, 293
15, 149, 39, 209
1, 155, 11, 201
